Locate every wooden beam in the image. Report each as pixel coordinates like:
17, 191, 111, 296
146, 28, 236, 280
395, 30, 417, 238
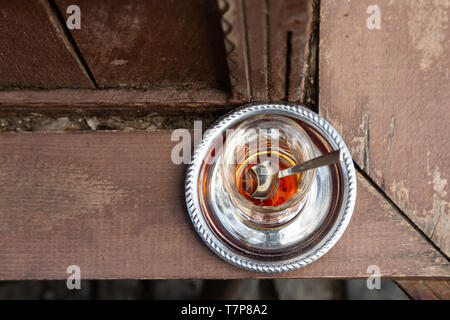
0, 0, 94, 88
266, 0, 311, 102
53, 0, 230, 91
218, 0, 254, 101
319, 1, 450, 256
0, 88, 231, 111
218, 0, 312, 102
0, 130, 448, 280
396, 280, 450, 300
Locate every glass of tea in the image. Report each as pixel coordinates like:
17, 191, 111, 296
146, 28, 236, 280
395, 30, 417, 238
220, 115, 316, 228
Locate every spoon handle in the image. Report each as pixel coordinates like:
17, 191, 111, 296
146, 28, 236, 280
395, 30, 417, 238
278, 149, 343, 178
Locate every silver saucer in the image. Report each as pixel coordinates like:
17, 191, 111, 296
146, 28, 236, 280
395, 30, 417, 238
185, 103, 357, 273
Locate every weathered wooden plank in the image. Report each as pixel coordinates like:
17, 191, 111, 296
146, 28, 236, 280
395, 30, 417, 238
0, 130, 448, 280
0, 88, 230, 111
266, 0, 288, 101
267, 0, 311, 101
284, 0, 312, 103
54, 0, 230, 91
0, 0, 94, 88
396, 280, 450, 300
244, 0, 268, 101
218, 0, 311, 102
319, 1, 450, 255
218, 0, 252, 101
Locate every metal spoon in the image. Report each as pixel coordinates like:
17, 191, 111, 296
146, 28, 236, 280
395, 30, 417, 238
249, 149, 343, 199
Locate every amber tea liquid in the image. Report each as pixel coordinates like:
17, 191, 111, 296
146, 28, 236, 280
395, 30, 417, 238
236, 151, 300, 207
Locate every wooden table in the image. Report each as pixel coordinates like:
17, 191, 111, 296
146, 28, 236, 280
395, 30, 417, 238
0, 0, 448, 299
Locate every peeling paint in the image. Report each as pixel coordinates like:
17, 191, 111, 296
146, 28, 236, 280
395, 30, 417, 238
322, 44, 333, 65
429, 167, 449, 238
386, 116, 395, 154
408, 0, 448, 71
350, 136, 364, 167
390, 180, 411, 214
363, 113, 370, 171
349, 113, 371, 172
110, 59, 129, 66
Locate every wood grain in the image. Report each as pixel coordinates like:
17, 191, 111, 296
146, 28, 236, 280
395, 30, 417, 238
319, 1, 450, 256
396, 280, 450, 300
267, 0, 311, 102
54, 0, 230, 91
0, 0, 93, 88
0, 130, 448, 280
218, 0, 252, 101
0, 88, 231, 111
218, 0, 311, 102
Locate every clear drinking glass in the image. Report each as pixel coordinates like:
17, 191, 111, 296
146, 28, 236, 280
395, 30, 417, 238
220, 115, 317, 227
